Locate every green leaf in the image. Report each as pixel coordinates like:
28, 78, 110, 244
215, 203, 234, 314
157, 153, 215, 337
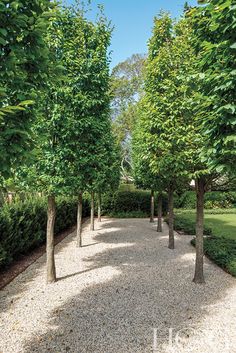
0, 28, 7, 37
0, 37, 6, 45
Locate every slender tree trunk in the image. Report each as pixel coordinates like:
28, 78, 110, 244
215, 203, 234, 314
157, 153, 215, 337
193, 177, 205, 284
157, 192, 162, 232
150, 189, 155, 222
7, 192, 13, 204
168, 185, 174, 249
97, 191, 101, 222
76, 192, 83, 247
90, 191, 94, 231
46, 195, 56, 284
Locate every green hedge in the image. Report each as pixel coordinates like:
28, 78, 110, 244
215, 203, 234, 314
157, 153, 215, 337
0, 196, 90, 269
176, 191, 236, 209
0, 189, 168, 270
102, 190, 168, 216
191, 237, 236, 277
169, 211, 236, 277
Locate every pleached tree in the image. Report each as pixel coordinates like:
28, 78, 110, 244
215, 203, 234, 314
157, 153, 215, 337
54, 3, 116, 243
142, 10, 218, 282
17, 3, 114, 281
140, 14, 195, 249
186, 1, 236, 283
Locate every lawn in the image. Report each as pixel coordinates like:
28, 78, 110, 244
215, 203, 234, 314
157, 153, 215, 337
173, 209, 236, 277
175, 209, 236, 240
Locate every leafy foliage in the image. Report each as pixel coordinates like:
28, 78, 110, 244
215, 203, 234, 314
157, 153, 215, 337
0, 0, 54, 179
111, 54, 146, 182
191, 237, 236, 277
176, 190, 236, 209
190, 0, 236, 175
17, 4, 120, 196
135, 14, 200, 192
132, 102, 165, 192
59, 6, 116, 194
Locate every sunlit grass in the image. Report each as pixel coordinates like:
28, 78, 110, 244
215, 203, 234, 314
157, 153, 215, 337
175, 209, 236, 240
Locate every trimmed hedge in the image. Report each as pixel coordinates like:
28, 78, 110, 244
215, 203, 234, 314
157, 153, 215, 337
191, 237, 236, 277
101, 190, 168, 216
176, 191, 236, 209
169, 211, 236, 277
0, 196, 90, 269
0, 189, 167, 270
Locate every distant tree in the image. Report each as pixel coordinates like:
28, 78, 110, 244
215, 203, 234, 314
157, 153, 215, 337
132, 102, 165, 228
111, 54, 146, 182
111, 53, 146, 116
95, 132, 121, 224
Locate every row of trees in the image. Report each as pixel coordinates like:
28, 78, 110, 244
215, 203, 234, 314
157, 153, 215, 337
0, 1, 120, 283
132, 0, 235, 283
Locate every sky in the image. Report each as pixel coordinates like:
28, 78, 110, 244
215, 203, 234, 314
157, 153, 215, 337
65, 0, 198, 68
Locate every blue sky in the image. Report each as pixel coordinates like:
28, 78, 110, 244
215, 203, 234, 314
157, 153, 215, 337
65, 0, 198, 68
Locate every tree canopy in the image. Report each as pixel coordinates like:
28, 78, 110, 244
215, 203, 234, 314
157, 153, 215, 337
0, 0, 54, 180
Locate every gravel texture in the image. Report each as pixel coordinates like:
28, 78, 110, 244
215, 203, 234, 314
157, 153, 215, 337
0, 218, 235, 353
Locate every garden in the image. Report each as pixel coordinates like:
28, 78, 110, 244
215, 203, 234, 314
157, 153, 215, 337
0, 0, 235, 352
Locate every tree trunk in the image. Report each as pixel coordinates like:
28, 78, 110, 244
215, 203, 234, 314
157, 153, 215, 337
150, 189, 155, 222
157, 192, 162, 232
76, 192, 83, 247
46, 195, 56, 284
90, 191, 94, 231
168, 185, 174, 249
193, 177, 205, 284
97, 191, 101, 222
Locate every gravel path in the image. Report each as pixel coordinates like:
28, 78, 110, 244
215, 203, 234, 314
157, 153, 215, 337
0, 218, 235, 353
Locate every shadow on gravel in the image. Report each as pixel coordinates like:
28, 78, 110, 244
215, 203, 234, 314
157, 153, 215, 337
0, 221, 90, 314
21, 219, 235, 353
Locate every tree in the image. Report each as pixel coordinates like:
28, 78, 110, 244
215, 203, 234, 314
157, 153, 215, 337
184, 0, 236, 283
94, 132, 121, 224
141, 14, 195, 249
111, 53, 146, 119
192, 1, 236, 175
18, 4, 89, 282
0, 0, 54, 180
132, 102, 164, 229
111, 54, 146, 182
52, 3, 117, 243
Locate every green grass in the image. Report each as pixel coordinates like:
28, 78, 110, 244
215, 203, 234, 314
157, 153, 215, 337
174, 208, 236, 277
175, 209, 236, 240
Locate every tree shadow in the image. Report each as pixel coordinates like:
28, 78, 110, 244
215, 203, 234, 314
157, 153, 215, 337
16, 219, 235, 353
